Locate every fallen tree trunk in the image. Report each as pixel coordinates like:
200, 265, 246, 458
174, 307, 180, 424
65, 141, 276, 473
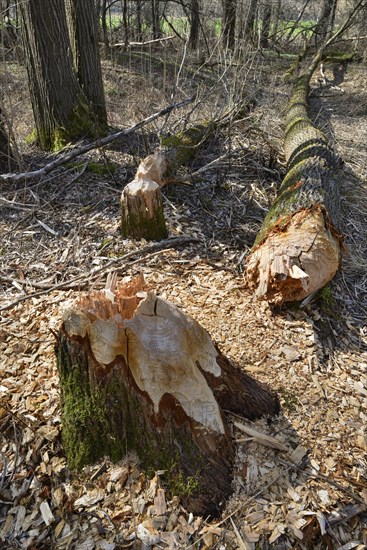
121, 120, 216, 240
56, 275, 279, 516
246, 61, 342, 303
246, 1, 366, 303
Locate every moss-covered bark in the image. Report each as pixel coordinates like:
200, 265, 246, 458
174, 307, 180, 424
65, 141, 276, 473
160, 121, 215, 176
56, 329, 232, 516
19, 0, 108, 151
252, 70, 341, 249
56, 287, 279, 516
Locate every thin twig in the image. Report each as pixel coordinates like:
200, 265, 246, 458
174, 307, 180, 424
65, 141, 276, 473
0, 236, 201, 313
278, 458, 365, 504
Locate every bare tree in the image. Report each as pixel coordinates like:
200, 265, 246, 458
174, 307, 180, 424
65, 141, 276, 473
316, 0, 338, 45
0, 106, 13, 170
260, 1, 272, 47
243, 0, 257, 42
19, 0, 107, 150
189, 0, 200, 49
222, 0, 237, 49
66, 0, 108, 127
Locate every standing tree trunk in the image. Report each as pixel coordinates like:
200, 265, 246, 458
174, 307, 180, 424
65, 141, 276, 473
136, 0, 143, 41
243, 0, 257, 43
66, 0, 108, 129
101, 0, 110, 55
19, 0, 105, 150
222, 0, 237, 49
122, 0, 129, 46
316, 0, 337, 45
260, 1, 272, 48
189, 0, 200, 50
151, 0, 161, 39
56, 276, 279, 516
0, 105, 13, 171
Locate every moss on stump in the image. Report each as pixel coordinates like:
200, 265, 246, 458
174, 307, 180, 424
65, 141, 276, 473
121, 179, 168, 241
56, 284, 280, 516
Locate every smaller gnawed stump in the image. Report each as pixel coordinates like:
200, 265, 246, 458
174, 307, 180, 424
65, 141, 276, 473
56, 276, 279, 516
121, 153, 167, 240
121, 120, 215, 241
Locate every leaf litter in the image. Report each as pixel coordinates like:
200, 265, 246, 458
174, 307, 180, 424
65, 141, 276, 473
0, 61, 366, 549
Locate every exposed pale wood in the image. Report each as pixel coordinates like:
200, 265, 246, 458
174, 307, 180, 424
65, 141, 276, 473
246, 209, 340, 303
120, 151, 168, 241
57, 277, 279, 516
233, 421, 289, 452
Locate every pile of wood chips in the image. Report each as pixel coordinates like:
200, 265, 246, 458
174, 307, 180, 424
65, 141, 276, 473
1, 254, 366, 549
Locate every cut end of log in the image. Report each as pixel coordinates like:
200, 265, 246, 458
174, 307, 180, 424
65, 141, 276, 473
246, 209, 341, 303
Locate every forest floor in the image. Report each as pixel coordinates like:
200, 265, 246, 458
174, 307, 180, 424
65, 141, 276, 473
0, 48, 366, 549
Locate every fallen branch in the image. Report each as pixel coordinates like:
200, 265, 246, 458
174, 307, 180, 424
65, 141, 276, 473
0, 235, 200, 313
0, 97, 195, 184
113, 35, 175, 47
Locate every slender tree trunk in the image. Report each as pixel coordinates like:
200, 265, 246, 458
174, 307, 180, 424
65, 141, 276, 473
260, 1, 272, 48
189, 0, 200, 50
243, 0, 257, 42
19, 0, 102, 150
151, 0, 160, 39
316, 0, 338, 45
222, 0, 236, 49
271, 0, 281, 39
66, 0, 108, 129
0, 105, 13, 170
101, 0, 110, 54
136, 0, 142, 41
121, 0, 129, 46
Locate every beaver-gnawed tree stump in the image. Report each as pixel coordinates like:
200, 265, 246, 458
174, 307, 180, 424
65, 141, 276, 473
120, 121, 216, 241
56, 276, 279, 516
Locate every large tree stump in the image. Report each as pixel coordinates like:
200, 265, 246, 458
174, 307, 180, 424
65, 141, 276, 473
246, 61, 342, 304
56, 276, 279, 516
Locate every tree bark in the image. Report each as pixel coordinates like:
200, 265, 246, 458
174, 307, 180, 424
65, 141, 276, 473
56, 276, 279, 516
19, 0, 105, 150
160, 120, 216, 177
66, 0, 108, 128
120, 121, 217, 240
189, 0, 200, 50
260, 1, 272, 48
246, 59, 342, 303
121, 151, 167, 241
101, 0, 110, 54
243, 0, 257, 42
222, 0, 236, 49
316, 0, 338, 45
0, 106, 13, 171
